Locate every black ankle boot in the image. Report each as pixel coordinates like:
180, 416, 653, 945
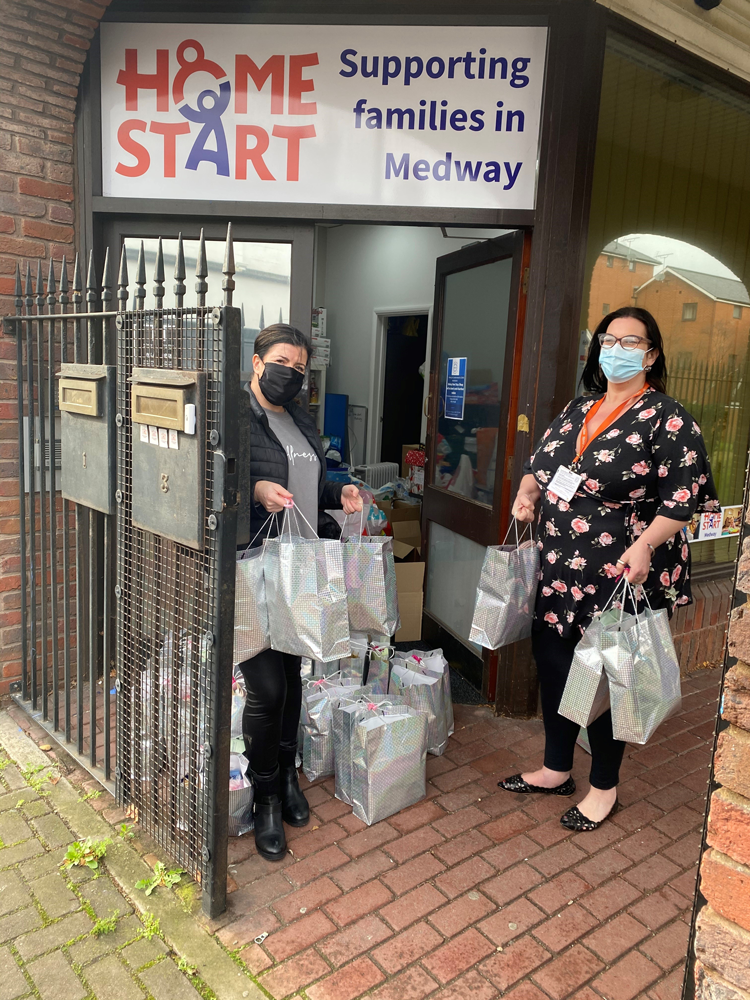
250, 770, 286, 862
279, 764, 310, 828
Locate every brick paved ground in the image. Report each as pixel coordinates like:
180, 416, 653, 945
216, 666, 721, 1000
0, 748, 206, 1000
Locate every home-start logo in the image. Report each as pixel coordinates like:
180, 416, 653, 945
115, 40, 318, 181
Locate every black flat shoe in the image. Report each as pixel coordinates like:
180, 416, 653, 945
560, 799, 619, 832
498, 774, 576, 796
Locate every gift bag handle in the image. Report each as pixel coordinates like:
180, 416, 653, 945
242, 512, 279, 555
502, 519, 532, 549
281, 499, 320, 542
342, 504, 366, 543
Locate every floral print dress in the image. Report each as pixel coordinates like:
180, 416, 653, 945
526, 388, 719, 638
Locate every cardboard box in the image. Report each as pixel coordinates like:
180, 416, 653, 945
312, 307, 327, 337
394, 561, 425, 642
401, 443, 421, 478
374, 499, 422, 559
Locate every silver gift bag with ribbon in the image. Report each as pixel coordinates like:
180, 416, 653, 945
341, 513, 401, 637
389, 662, 448, 756
469, 524, 540, 649
396, 648, 454, 738
233, 547, 270, 665
558, 613, 615, 730
264, 506, 351, 663
230, 666, 246, 753
300, 674, 371, 782
350, 706, 428, 826
333, 694, 405, 805
228, 752, 254, 837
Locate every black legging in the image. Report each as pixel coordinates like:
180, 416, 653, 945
532, 629, 626, 790
235, 649, 302, 796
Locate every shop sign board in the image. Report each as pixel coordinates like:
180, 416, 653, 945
100, 23, 548, 210
445, 357, 467, 420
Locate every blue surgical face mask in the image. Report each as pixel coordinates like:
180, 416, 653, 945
599, 342, 648, 384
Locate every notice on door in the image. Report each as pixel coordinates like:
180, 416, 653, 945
100, 23, 547, 210
445, 357, 467, 420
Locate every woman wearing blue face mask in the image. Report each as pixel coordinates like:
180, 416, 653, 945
499, 307, 718, 831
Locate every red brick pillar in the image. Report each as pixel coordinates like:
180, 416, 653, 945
694, 538, 750, 995
0, 0, 110, 694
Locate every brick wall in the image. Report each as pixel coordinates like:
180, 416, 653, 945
671, 578, 733, 677
694, 533, 750, 996
0, 0, 111, 695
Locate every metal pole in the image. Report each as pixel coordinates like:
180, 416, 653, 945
24, 266, 38, 711
72, 255, 86, 754
14, 267, 29, 703
35, 263, 49, 721
60, 259, 72, 742
47, 261, 59, 731
86, 251, 99, 767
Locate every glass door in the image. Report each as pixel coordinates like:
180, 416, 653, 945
423, 231, 529, 689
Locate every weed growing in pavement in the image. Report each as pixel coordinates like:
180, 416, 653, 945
177, 957, 197, 976
91, 910, 120, 937
118, 822, 135, 840
61, 837, 111, 871
0, 756, 10, 771
79, 789, 102, 802
15, 799, 24, 809
140, 912, 160, 940
135, 861, 184, 896
19, 762, 59, 797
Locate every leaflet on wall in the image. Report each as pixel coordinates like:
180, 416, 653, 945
445, 357, 467, 420
99, 23, 547, 210
687, 506, 742, 543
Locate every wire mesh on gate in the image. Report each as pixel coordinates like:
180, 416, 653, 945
117, 305, 218, 882
115, 230, 239, 913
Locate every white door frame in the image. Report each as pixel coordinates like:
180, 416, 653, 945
368, 304, 433, 466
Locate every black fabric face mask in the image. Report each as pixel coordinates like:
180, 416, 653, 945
259, 361, 305, 406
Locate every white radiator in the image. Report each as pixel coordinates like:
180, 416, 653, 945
353, 462, 400, 490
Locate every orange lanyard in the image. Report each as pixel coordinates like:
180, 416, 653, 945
574, 389, 646, 464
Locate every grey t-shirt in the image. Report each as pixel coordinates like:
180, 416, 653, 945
265, 408, 319, 539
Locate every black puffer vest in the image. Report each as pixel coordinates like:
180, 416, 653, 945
237, 383, 344, 547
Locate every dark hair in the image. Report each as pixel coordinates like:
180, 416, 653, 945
253, 323, 310, 363
581, 306, 667, 394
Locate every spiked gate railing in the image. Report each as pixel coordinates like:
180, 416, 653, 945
5, 226, 241, 917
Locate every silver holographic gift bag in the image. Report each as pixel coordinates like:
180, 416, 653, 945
469, 523, 540, 650
233, 547, 271, 665
333, 694, 405, 805
228, 752, 254, 837
389, 662, 448, 756
558, 616, 613, 729
341, 512, 401, 637
350, 706, 428, 826
264, 509, 351, 662
300, 674, 371, 782
365, 642, 392, 695
396, 648, 454, 738
603, 588, 682, 745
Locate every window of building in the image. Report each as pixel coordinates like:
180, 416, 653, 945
734, 305, 743, 319
629, 260, 636, 271
582, 32, 750, 570
682, 302, 698, 321
602, 302, 610, 315
606, 256, 614, 268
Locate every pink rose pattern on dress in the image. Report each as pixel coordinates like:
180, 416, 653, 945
525, 388, 719, 637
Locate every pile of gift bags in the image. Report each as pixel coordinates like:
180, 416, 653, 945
234, 505, 400, 665
558, 577, 682, 744
294, 647, 454, 825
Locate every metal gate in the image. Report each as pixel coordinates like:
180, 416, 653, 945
6, 226, 241, 917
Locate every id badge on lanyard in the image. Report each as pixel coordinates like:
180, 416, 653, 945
548, 466, 583, 502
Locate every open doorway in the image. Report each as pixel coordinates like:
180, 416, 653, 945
379, 312, 429, 466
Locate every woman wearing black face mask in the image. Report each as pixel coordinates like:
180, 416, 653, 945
238, 324, 362, 861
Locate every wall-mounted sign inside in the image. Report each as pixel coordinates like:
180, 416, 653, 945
100, 23, 548, 209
